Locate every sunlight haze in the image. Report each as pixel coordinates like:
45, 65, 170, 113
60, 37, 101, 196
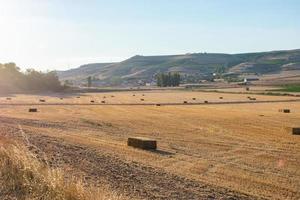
0, 0, 299, 71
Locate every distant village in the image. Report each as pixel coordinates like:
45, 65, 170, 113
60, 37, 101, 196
65, 71, 260, 88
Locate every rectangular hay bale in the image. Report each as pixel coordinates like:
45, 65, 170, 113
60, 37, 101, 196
127, 137, 157, 150
29, 108, 37, 112
279, 109, 290, 113
285, 127, 300, 135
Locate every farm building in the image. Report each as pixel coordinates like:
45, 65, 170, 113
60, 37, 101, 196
243, 77, 259, 83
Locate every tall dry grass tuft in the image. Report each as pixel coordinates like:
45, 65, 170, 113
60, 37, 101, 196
0, 138, 124, 200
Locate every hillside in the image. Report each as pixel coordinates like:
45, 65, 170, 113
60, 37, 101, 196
57, 49, 300, 86
57, 63, 114, 81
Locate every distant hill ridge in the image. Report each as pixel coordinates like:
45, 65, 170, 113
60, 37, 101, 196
57, 49, 300, 85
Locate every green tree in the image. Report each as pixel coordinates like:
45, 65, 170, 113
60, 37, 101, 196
156, 72, 181, 87
156, 74, 163, 87
0, 63, 63, 93
87, 76, 92, 87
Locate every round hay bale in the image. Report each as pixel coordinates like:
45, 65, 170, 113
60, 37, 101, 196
183, 101, 188, 104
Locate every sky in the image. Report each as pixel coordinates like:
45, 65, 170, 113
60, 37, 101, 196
0, 0, 299, 71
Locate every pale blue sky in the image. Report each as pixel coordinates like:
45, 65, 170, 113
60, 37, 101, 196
0, 0, 299, 70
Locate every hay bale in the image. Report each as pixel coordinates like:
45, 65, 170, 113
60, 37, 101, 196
6, 97, 11, 100
140, 99, 145, 101
249, 97, 256, 101
219, 97, 223, 99
101, 101, 105, 103
192, 98, 196, 100
156, 104, 161, 106
183, 101, 188, 104
29, 108, 37, 112
133, 94, 136, 96
39, 99, 46, 102
77, 96, 80, 98
127, 137, 157, 150
279, 109, 290, 113
246, 87, 250, 91
111, 95, 115, 98
285, 127, 300, 135
204, 100, 208, 103
90, 100, 95, 103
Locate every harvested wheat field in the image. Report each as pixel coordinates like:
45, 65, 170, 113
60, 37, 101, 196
0, 90, 299, 105
0, 91, 300, 200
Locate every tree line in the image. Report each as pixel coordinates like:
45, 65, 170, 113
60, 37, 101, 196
0, 63, 63, 93
156, 72, 181, 87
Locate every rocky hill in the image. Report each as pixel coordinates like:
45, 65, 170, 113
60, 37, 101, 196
57, 49, 300, 86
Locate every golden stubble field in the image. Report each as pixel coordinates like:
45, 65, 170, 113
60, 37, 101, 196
0, 90, 299, 199
1, 89, 299, 104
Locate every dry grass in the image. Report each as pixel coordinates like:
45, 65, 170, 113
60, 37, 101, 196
1, 90, 299, 105
0, 90, 300, 199
0, 138, 123, 200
